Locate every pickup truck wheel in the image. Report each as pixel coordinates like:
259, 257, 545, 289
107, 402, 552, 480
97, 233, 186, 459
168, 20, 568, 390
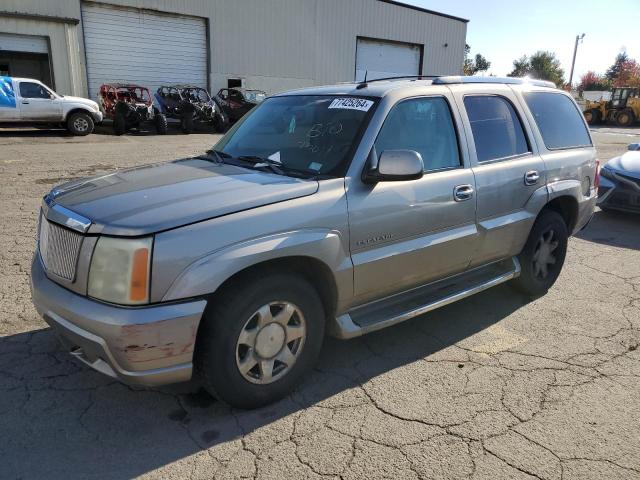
67, 112, 94, 136
513, 210, 568, 296
196, 273, 325, 409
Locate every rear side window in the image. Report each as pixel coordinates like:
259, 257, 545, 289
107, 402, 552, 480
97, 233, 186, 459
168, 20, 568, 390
524, 92, 592, 149
464, 96, 530, 162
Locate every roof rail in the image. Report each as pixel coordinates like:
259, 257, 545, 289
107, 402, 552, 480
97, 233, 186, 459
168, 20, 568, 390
356, 74, 444, 89
432, 76, 556, 88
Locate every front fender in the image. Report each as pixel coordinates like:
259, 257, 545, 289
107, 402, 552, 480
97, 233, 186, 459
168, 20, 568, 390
161, 229, 353, 305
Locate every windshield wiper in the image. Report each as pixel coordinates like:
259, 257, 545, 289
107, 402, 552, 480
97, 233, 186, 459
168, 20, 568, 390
237, 155, 287, 175
196, 149, 231, 164
237, 155, 317, 179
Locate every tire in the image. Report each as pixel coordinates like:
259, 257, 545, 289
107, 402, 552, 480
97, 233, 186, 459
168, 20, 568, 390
113, 102, 129, 136
513, 210, 568, 297
180, 103, 195, 134
615, 109, 635, 127
154, 113, 168, 135
196, 272, 325, 409
213, 112, 228, 133
66, 111, 94, 136
584, 108, 601, 125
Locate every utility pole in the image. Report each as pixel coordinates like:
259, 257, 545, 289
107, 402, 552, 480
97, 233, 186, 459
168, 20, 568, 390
568, 33, 585, 87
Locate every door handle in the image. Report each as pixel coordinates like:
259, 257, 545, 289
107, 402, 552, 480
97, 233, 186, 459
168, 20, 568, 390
453, 184, 474, 202
524, 170, 540, 186
21, 101, 30, 105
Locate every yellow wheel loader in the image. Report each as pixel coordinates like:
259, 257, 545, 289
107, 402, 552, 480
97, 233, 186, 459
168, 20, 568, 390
583, 87, 640, 127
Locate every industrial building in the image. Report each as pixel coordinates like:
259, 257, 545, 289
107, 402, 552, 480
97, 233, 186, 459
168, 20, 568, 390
0, 0, 467, 98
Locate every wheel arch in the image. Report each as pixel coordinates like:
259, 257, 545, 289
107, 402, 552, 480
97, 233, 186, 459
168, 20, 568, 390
63, 107, 93, 122
203, 256, 339, 322
541, 195, 579, 233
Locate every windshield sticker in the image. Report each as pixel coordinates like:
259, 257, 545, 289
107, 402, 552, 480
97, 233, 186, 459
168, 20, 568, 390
328, 98, 373, 112
308, 162, 322, 171
0, 77, 16, 108
288, 116, 296, 133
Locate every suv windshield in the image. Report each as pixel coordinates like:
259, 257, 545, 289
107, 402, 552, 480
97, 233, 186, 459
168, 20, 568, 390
214, 95, 376, 176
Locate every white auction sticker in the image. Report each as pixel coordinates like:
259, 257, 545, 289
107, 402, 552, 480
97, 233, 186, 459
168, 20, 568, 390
328, 98, 374, 112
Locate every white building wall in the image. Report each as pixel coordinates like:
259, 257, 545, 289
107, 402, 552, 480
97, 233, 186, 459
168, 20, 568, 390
0, 0, 467, 96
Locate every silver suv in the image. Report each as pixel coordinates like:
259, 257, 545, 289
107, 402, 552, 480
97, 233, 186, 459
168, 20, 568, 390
31, 76, 597, 408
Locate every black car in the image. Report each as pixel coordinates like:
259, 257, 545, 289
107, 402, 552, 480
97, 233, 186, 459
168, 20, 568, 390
155, 85, 228, 134
214, 88, 266, 123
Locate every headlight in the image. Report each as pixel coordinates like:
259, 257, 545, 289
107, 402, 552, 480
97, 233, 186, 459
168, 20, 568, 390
88, 236, 153, 305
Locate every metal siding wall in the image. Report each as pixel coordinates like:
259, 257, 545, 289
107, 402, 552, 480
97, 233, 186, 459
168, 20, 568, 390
1, 0, 466, 96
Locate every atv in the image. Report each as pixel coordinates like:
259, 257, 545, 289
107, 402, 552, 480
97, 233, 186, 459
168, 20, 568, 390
98, 84, 167, 136
155, 85, 228, 134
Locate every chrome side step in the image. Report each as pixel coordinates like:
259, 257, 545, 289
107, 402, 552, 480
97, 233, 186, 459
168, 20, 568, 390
332, 257, 520, 339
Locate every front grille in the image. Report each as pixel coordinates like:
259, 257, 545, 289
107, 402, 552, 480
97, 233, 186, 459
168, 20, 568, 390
38, 215, 84, 281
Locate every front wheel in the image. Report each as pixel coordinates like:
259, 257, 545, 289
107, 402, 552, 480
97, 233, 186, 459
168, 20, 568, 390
584, 108, 601, 125
513, 210, 568, 297
67, 112, 94, 136
154, 113, 168, 134
196, 273, 325, 409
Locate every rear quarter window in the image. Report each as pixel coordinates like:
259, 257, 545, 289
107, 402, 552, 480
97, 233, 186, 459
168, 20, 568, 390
523, 92, 592, 150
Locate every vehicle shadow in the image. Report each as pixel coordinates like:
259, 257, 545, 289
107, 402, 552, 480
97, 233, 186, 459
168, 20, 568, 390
576, 208, 640, 250
0, 284, 530, 479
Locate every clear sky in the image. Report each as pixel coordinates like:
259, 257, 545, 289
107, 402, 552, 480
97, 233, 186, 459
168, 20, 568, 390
403, 0, 640, 83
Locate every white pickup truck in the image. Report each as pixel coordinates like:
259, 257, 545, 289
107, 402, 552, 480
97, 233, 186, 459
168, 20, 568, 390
0, 76, 102, 135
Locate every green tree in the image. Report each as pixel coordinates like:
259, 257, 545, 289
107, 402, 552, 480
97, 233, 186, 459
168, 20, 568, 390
605, 51, 629, 81
507, 51, 565, 87
463, 44, 491, 76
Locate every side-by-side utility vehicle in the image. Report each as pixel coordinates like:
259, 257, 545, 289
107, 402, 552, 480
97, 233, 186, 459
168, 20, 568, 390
32, 76, 597, 408
98, 83, 167, 136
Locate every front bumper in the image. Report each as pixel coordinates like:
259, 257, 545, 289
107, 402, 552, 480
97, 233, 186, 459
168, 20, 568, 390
597, 173, 640, 213
30, 255, 206, 386
91, 111, 103, 124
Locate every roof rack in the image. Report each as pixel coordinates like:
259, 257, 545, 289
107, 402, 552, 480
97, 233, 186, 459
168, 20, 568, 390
355, 75, 557, 90
432, 76, 556, 88
356, 74, 444, 89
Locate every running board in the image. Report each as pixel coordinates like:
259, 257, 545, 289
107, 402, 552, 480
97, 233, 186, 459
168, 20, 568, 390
333, 257, 520, 339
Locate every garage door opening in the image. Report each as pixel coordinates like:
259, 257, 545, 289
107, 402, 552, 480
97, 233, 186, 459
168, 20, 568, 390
81, 2, 208, 97
0, 33, 53, 87
355, 37, 422, 82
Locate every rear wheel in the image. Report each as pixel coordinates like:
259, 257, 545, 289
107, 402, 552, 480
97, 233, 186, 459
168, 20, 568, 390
513, 210, 568, 297
615, 109, 635, 127
196, 272, 325, 409
584, 108, 601, 125
66, 112, 94, 136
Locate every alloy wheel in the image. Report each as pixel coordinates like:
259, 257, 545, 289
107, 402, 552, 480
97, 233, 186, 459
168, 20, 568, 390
532, 229, 559, 279
74, 117, 89, 132
235, 301, 306, 384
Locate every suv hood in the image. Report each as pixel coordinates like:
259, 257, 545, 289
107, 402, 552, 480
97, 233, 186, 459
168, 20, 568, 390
46, 158, 319, 236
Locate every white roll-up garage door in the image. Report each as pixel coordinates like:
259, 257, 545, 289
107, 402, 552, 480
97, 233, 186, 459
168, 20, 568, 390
81, 2, 207, 97
355, 38, 421, 82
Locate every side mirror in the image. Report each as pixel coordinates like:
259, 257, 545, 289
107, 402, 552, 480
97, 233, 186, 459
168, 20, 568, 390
628, 143, 640, 151
362, 149, 424, 184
